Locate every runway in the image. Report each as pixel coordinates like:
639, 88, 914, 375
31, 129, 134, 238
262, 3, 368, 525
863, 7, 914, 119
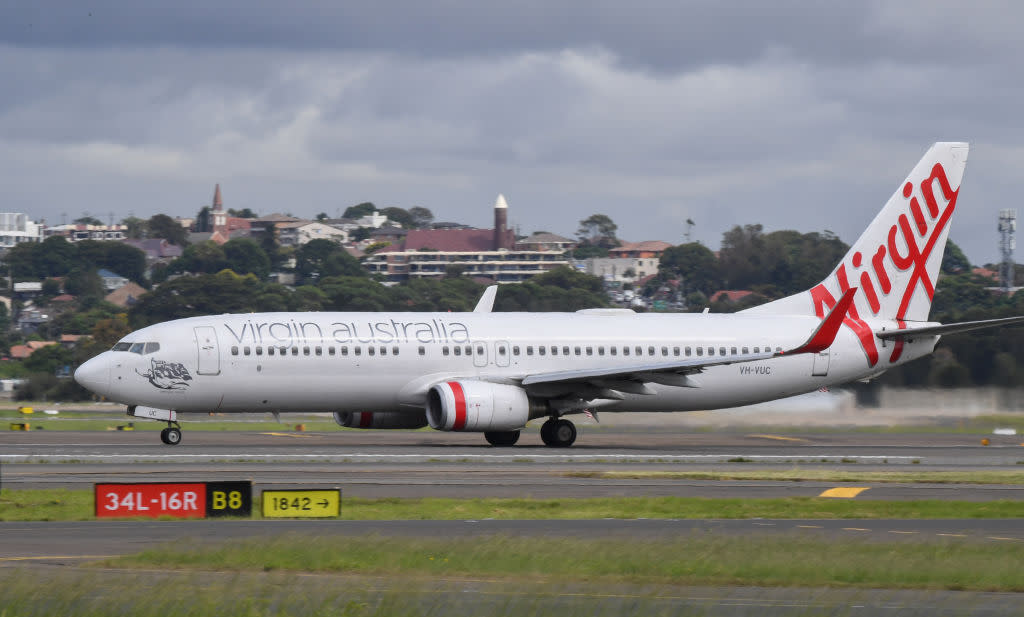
2, 429, 1023, 500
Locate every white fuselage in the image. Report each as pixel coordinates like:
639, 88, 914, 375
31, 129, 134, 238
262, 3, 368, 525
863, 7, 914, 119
80, 310, 937, 416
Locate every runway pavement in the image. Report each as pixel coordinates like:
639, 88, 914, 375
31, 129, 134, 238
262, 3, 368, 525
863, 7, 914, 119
2, 429, 1024, 500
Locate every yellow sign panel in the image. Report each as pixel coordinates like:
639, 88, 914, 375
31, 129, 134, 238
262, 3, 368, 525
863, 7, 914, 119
261, 489, 341, 518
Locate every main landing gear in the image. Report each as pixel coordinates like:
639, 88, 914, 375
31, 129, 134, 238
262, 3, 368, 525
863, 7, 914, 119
159, 423, 183, 445
484, 430, 521, 446
540, 418, 576, 448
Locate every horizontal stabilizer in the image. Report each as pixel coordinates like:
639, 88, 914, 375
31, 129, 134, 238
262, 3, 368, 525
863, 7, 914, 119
876, 315, 1024, 339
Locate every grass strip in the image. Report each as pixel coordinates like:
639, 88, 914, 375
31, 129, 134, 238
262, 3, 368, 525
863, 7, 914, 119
3, 490, 1023, 521
110, 533, 1024, 592
565, 470, 1024, 484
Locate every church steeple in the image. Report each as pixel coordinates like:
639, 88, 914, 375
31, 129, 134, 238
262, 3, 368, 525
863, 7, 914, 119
211, 184, 227, 239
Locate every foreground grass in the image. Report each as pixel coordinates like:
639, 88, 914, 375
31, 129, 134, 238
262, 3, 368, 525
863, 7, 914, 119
3, 489, 1024, 521
566, 470, 1024, 484
110, 533, 1024, 592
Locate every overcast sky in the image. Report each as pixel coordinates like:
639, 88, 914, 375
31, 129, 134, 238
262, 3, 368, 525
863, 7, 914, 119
2, 1, 1022, 265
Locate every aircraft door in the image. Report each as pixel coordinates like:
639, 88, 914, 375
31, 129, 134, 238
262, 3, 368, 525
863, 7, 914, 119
194, 326, 220, 375
472, 342, 488, 368
811, 350, 830, 377
494, 341, 510, 367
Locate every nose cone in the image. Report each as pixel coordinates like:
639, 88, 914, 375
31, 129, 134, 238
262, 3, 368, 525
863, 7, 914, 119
74, 355, 110, 395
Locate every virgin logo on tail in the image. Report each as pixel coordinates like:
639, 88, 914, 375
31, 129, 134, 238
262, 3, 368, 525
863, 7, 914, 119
810, 163, 960, 366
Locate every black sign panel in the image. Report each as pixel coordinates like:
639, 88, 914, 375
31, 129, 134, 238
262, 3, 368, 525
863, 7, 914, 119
205, 481, 253, 518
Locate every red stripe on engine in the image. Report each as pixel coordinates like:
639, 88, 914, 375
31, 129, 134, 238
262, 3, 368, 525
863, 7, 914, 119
358, 412, 372, 428
449, 382, 467, 431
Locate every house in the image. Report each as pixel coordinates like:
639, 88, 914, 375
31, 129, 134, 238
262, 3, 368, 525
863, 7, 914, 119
60, 334, 83, 348
16, 309, 51, 334
9, 340, 57, 358
123, 238, 184, 263
277, 221, 349, 247
0, 212, 44, 247
608, 240, 672, 259
97, 269, 129, 291
104, 282, 147, 308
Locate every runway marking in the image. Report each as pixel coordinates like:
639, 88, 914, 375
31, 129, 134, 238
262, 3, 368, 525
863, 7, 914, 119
259, 432, 318, 439
818, 487, 870, 498
797, 525, 823, 529
0, 555, 117, 562
986, 536, 1022, 541
888, 530, 918, 535
937, 533, 967, 538
842, 527, 871, 532
746, 434, 813, 443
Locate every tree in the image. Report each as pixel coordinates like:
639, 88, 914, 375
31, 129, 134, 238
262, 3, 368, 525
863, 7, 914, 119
63, 268, 105, 299
315, 212, 328, 221
41, 278, 61, 297
227, 207, 258, 218
295, 239, 345, 282
76, 240, 147, 284
349, 227, 372, 242
74, 216, 103, 226
576, 214, 619, 249
147, 214, 189, 246
37, 237, 78, 277
409, 206, 434, 228
171, 242, 228, 275
942, 239, 971, 274
658, 243, 721, 296
343, 202, 377, 219
380, 207, 413, 228
121, 216, 147, 239
223, 239, 271, 280
194, 206, 213, 232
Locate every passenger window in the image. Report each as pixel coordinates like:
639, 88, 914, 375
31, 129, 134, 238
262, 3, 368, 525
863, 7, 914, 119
598, 347, 605, 356
776, 346, 782, 352
610, 347, 617, 356
673, 347, 680, 356
623, 346, 630, 356
661, 347, 668, 356
526, 346, 533, 356
291, 347, 298, 356
303, 347, 310, 356
454, 346, 461, 356
498, 346, 506, 356
465, 346, 472, 356
315, 346, 322, 356
476, 345, 484, 356
586, 347, 593, 356
329, 347, 335, 356
719, 347, 726, 356
393, 346, 400, 356
539, 346, 546, 356
368, 347, 375, 356
550, 346, 558, 356
268, 347, 275, 356
443, 346, 450, 356
648, 346, 655, 356
355, 347, 362, 356
513, 346, 520, 356
753, 347, 760, 354
341, 346, 349, 356
685, 346, 692, 356
130, 342, 145, 354
244, 347, 251, 356
742, 347, 749, 354
562, 346, 570, 356
144, 342, 160, 354
574, 347, 581, 356
708, 347, 714, 356
380, 347, 387, 356
231, 346, 239, 356
419, 346, 426, 356
635, 346, 642, 356
256, 346, 263, 356
696, 347, 703, 356
279, 347, 287, 356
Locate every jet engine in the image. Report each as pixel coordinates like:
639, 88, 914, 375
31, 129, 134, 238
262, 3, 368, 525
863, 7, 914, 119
333, 411, 428, 429
426, 381, 544, 432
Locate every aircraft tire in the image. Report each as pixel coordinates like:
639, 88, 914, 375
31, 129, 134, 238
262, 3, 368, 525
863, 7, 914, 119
540, 419, 556, 446
484, 430, 520, 447
546, 419, 576, 448
159, 428, 169, 444
164, 427, 182, 446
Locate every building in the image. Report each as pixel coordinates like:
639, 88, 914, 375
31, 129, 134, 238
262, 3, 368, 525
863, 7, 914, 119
515, 232, 576, 252
123, 238, 183, 263
277, 221, 349, 247
365, 195, 567, 282
97, 269, 129, 291
44, 223, 127, 242
608, 240, 672, 259
583, 257, 662, 284
105, 282, 147, 308
0, 213, 44, 248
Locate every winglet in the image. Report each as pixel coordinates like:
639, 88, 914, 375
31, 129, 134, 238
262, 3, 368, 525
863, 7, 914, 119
782, 288, 857, 355
473, 285, 498, 313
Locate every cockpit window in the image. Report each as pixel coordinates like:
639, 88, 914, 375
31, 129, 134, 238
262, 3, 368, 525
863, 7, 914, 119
129, 343, 145, 354
112, 342, 132, 351
144, 342, 160, 354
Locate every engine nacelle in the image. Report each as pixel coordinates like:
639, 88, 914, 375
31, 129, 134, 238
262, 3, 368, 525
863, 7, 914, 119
333, 411, 427, 429
426, 381, 541, 432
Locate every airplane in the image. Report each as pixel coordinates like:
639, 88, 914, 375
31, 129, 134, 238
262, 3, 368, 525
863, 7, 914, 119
74, 142, 1024, 447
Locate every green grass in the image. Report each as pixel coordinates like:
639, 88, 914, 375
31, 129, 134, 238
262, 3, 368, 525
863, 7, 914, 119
565, 469, 1024, 484
4, 490, 1024, 521
109, 533, 1024, 592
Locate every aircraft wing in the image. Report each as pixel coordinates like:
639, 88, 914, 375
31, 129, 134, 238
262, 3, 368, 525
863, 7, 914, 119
519, 289, 856, 399
875, 315, 1024, 339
